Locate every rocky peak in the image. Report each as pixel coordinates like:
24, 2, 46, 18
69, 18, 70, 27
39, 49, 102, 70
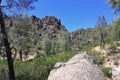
29, 15, 43, 29
42, 16, 61, 27
29, 15, 37, 24
29, 15, 67, 32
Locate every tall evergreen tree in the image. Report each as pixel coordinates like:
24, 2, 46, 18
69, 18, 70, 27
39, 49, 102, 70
97, 16, 107, 49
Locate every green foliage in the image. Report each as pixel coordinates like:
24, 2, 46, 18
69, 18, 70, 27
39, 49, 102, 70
0, 60, 9, 80
97, 16, 107, 49
44, 39, 52, 56
0, 68, 9, 80
6, 17, 74, 56
106, 18, 120, 41
81, 45, 98, 52
102, 67, 112, 78
8, 17, 35, 52
57, 31, 72, 52
0, 51, 76, 80
6, 15, 120, 57
106, 0, 120, 13
87, 51, 106, 65
2, 13, 120, 80
105, 37, 114, 44
109, 42, 117, 50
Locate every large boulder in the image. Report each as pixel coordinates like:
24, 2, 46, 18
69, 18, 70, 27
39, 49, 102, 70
48, 53, 105, 80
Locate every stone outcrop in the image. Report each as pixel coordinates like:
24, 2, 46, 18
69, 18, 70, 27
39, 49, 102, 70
53, 62, 65, 69
48, 53, 105, 80
112, 66, 120, 80
26, 52, 37, 61
29, 15, 43, 30
29, 15, 67, 32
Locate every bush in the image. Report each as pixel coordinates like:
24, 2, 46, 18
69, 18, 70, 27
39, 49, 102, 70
105, 38, 113, 44
12, 51, 76, 80
102, 67, 112, 78
109, 42, 117, 50
87, 51, 106, 65
0, 60, 9, 80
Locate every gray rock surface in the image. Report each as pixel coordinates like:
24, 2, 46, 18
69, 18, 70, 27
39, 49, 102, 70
54, 62, 65, 69
48, 53, 105, 80
112, 66, 120, 80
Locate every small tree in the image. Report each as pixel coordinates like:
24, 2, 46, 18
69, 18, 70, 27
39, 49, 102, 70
0, 0, 37, 80
44, 39, 51, 56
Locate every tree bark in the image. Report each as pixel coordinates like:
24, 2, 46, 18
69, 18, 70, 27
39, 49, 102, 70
100, 27, 105, 49
0, 9, 16, 80
20, 49, 22, 61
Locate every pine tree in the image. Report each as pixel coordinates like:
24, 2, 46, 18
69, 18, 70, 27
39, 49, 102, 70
97, 16, 107, 49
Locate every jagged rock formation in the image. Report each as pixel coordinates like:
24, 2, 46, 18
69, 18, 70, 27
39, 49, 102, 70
29, 15, 67, 32
48, 53, 105, 80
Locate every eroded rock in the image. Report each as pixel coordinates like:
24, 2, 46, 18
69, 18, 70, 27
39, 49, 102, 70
29, 15, 67, 32
48, 53, 105, 80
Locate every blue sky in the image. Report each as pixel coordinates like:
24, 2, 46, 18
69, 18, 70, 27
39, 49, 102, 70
28, 0, 116, 32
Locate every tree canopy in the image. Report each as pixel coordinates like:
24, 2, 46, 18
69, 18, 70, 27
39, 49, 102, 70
106, 0, 120, 13
0, 0, 37, 80
0, 0, 37, 16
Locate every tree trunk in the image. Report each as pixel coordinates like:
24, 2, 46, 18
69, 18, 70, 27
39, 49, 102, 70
100, 33, 105, 49
0, 9, 16, 80
100, 27, 105, 49
20, 49, 22, 61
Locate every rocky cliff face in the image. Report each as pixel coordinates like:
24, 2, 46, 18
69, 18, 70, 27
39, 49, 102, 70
48, 53, 105, 80
29, 15, 67, 33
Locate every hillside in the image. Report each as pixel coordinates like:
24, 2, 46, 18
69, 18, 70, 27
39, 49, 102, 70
0, 15, 120, 80
0, 15, 119, 59
2, 16, 71, 58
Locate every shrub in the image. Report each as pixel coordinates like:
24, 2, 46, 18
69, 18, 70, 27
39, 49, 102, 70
87, 51, 106, 65
102, 67, 112, 78
105, 38, 113, 44
0, 60, 9, 80
13, 51, 76, 80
